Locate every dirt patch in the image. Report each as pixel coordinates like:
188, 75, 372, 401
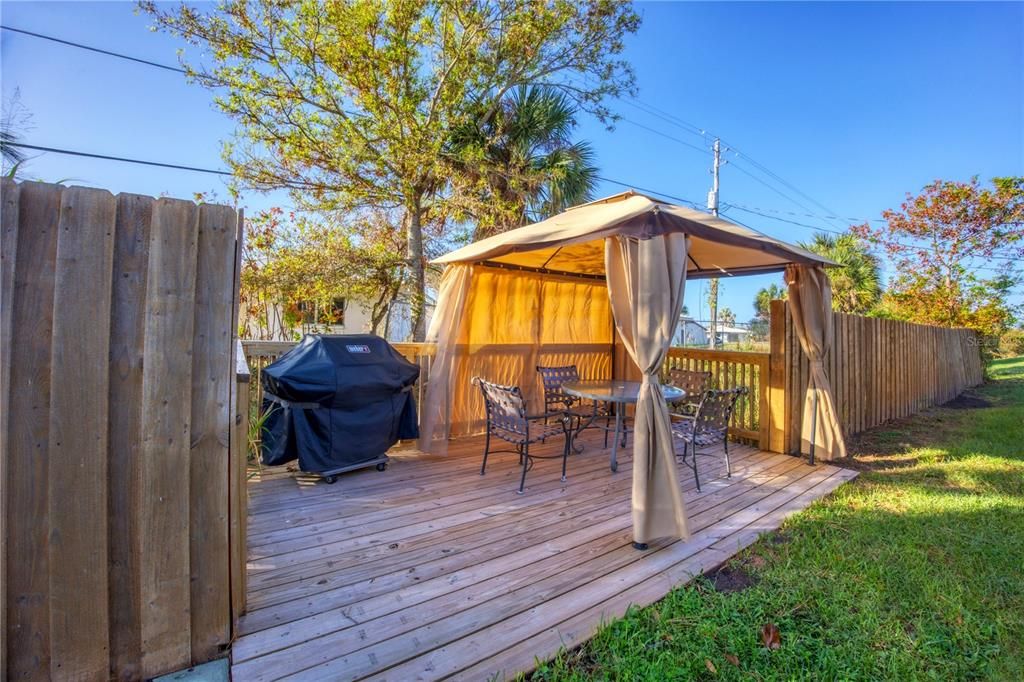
708, 563, 759, 593
942, 392, 991, 410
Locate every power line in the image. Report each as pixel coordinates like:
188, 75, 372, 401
5, 142, 231, 175
722, 204, 1023, 267
618, 118, 711, 156
0, 25, 187, 74
4, 23, 856, 232
596, 175, 703, 208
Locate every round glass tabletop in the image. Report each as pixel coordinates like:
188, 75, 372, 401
561, 379, 685, 404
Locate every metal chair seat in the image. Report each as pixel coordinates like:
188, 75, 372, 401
536, 364, 613, 450
475, 377, 574, 494
671, 387, 748, 491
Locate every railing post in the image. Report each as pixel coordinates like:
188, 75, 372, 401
768, 299, 787, 453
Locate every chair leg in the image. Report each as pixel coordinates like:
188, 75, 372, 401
518, 442, 529, 494
480, 430, 491, 476
724, 438, 732, 478
687, 440, 701, 492
560, 419, 570, 482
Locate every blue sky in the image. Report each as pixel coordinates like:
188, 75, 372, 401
2, 1, 1022, 320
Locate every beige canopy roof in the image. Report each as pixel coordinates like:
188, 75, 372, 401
433, 190, 835, 278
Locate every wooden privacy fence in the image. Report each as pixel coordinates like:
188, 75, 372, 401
241, 302, 984, 457
1, 181, 245, 680
774, 299, 985, 453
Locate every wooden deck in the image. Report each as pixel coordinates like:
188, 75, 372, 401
232, 430, 857, 681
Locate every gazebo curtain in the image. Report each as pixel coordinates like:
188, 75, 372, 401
418, 264, 473, 454
418, 264, 614, 453
784, 265, 848, 461
605, 234, 691, 541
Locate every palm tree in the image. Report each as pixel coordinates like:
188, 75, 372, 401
449, 86, 598, 239
799, 232, 883, 314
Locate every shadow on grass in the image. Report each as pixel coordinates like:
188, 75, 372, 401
532, 359, 1024, 682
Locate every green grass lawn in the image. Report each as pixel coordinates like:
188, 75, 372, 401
534, 357, 1024, 681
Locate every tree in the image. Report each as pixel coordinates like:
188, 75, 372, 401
719, 307, 736, 326
240, 207, 406, 340
798, 232, 882, 315
144, 0, 640, 339
448, 85, 598, 237
753, 283, 786, 324
853, 177, 1023, 338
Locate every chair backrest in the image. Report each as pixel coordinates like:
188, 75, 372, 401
536, 365, 581, 411
476, 377, 528, 436
667, 368, 713, 397
693, 387, 748, 438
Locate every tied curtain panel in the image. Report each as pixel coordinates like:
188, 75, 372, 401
418, 264, 614, 452
605, 234, 691, 542
785, 264, 848, 461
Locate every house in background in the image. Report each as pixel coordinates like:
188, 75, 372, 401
242, 296, 429, 343
710, 322, 752, 345
672, 316, 708, 347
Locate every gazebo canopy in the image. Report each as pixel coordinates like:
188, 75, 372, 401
433, 190, 835, 276
422, 190, 846, 546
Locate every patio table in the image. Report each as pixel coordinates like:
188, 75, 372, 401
562, 380, 685, 473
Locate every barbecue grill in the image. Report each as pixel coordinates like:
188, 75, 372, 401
260, 334, 420, 482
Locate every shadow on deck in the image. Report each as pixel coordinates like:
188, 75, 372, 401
232, 429, 856, 681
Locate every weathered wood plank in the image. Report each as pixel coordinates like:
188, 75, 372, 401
189, 203, 238, 658
107, 192, 154, 680
47, 186, 116, 680
0, 178, 19, 673
6, 181, 62, 678
138, 197, 199, 677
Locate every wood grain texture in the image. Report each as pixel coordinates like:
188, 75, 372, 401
107, 193, 154, 680
0, 178, 19, 673
138, 197, 199, 677
3, 182, 242, 679
47, 186, 117, 680
230, 430, 855, 681
189, 203, 239, 659
5, 181, 62, 678
780, 301, 983, 449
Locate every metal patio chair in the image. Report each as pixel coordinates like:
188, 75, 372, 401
475, 377, 575, 494
671, 387, 747, 492
666, 367, 713, 417
536, 364, 613, 449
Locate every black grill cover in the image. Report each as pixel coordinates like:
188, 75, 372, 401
261, 334, 420, 473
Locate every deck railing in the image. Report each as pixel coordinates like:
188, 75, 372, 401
240, 340, 768, 447
663, 347, 770, 444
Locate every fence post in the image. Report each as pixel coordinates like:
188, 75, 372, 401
767, 299, 788, 453
230, 340, 250, 627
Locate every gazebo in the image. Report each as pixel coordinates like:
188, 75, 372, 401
419, 190, 847, 546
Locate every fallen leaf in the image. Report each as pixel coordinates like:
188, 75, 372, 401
705, 659, 717, 674
724, 653, 740, 666
760, 623, 782, 650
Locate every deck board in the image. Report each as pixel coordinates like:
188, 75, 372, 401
233, 430, 855, 681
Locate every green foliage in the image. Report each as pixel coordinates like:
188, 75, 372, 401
999, 328, 1024, 358
799, 232, 882, 315
753, 283, 786, 323
448, 85, 598, 237
240, 207, 406, 339
143, 0, 641, 339
854, 177, 1023, 339
535, 357, 1024, 681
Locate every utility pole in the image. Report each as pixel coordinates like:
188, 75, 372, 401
707, 138, 721, 349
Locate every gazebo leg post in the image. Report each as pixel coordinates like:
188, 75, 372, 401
809, 391, 818, 466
